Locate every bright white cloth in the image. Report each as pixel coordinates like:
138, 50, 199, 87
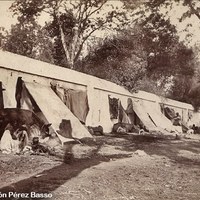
0, 130, 19, 154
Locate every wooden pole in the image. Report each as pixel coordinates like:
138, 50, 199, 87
0, 82, 4, 109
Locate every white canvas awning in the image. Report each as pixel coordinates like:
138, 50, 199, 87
143, 101, 175, 132
132, 99, 157, 131
24, 81, 92, 144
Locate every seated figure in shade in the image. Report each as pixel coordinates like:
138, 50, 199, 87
0, 123, 20, 154
172, 112, 181, 126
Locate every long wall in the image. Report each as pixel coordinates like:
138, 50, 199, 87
0, 50, 199, 132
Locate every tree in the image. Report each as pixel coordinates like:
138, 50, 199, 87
10, 0, 125, 68
5, 0, 198, 106
178, 43, 200, 110
1, 19, 54, 64
123, 0, 200, 19
122, 0, 200, 45
134, 0, 200, 107
80, 11, 196, 97
144, 0, 200, 21
122, 0, 200, 104
79, 26, 147, 92
3, 21, 38, 58
0, 27, 8, 49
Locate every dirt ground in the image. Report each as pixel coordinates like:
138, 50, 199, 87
1, 133, 200, 200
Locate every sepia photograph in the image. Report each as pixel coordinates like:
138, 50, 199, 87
0, 0, 200, 199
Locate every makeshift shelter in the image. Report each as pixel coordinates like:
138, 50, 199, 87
187, 111, 200, 127
0, 50, 200, 135
126, 98, 136, 124
164, 107, 176, 120
163, 106, 189, 133
51, 84, 89, 124
131, 99, 157, 131
143, 101, 176, 132
19, 81, 92, 144
118, 101, 131, 124
108, 96, 119, 119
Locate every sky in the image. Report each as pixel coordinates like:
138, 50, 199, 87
0, 1, 17, 30
163, 2, 200, 46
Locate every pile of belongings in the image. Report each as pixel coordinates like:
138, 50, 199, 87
87, 125, 104, 136
109, 97, 146, 134
112, 122, 145, 134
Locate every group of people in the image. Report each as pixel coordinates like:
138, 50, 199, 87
0, 122, 51, 154
171, 112, 200, 134
191, 124, 200, 134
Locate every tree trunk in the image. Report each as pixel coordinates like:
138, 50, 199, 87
59, 24, 74, 69
0, 82, 4, 109
70, 25, 79, 67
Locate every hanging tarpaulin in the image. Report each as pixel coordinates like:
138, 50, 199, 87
118, 101, 131, 124
52, 85, 89, 124
24, 81, 92, 144
164, 106, 176, 120
64, 89, 89, 124
108, 96, 119, 119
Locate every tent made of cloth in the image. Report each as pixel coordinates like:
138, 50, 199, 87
131, 99, 157, 131
143, 101, 176, 132
52, 85, 89, 124
164, 106, 176, 120
164, 106, 188, 132
187, 111, 200, 127
108, 96, 119, 119
23, 81, 92, 144
126, 98, 136, 124
1, 81, 15, 108
118, 101, 131, 124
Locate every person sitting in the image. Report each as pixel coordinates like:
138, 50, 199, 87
0, 123, 19, 154
13, 124, 29, 152
191, 124, 199, 134
172, 112, 181, 126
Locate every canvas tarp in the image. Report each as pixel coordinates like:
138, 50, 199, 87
63, 89, 89, 123
187, 111, 200, 127
164, 106, 176, 120
126, 98, 136, 124
52, 85, 89, 123
164, 106, 188, 132
118, 101, 131, 124
2, 81, 15, 108
143, 101, 175, 132
20, 82, 35, 111
108, 96, 119, 119
131, 99, 157, 131
24, 82, 92, 144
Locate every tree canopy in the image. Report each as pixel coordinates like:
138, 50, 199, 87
9, 0, 126, 68
0, 0, 199, 108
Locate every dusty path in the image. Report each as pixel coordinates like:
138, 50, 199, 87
1, 135, 200, 200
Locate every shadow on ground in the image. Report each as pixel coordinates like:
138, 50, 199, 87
118, 134, 200, 166
0, 142, 130, 199
1, 133, 200, 199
